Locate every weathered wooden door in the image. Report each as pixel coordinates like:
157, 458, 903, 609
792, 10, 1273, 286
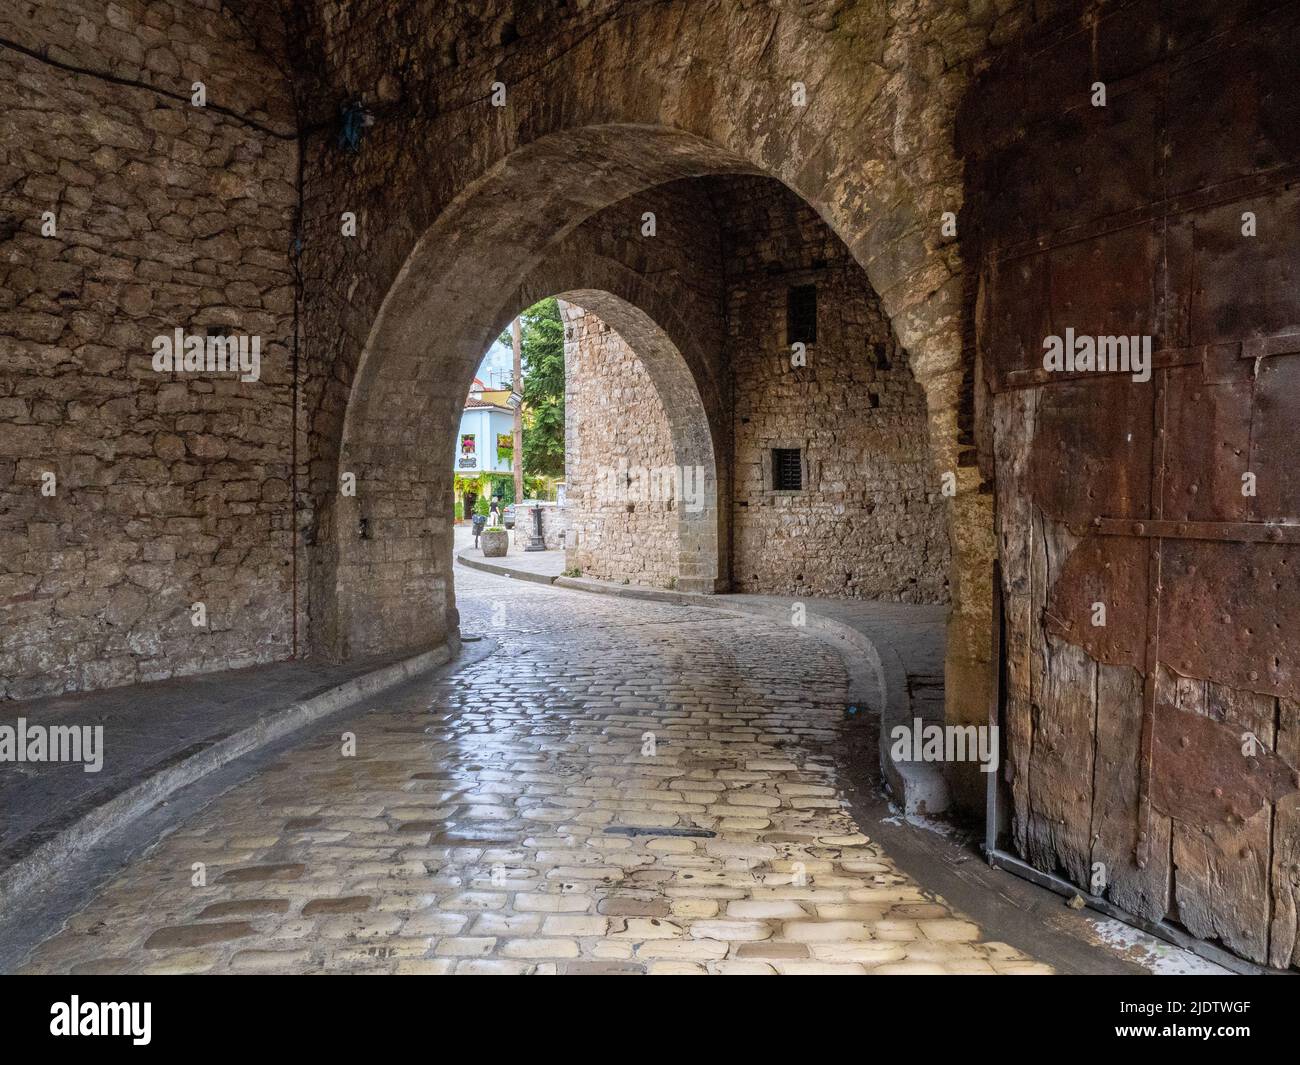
992, 332, 1300, 967
968, 3, 1300, 968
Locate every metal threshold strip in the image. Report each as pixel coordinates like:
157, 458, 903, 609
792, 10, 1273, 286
982, 847, 1284, 978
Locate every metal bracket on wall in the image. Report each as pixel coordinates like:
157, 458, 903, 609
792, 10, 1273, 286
996, 332, 1300, 394
1093, 516, 1300, 544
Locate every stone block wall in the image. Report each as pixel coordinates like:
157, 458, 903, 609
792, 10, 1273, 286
284, 0, 1049, 738
512, 500, 565, 551
723, 177, 950, 604
562, 300, 679, 587
0, 0, 298, 698
1, 0, 1044, 739
561, 177, 950, 605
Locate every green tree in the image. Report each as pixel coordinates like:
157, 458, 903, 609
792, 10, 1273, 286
501, 298, 565, 479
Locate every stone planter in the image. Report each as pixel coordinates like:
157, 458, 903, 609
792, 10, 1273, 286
480, 528, 509, 558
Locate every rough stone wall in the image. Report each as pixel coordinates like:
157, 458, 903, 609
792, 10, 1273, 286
0, 0, 298, 697
289, 0, 1062, 732
562, 301, 679, 587
504, 177, 731, 593
1, 0, 1074, 734
723, 177, 950, 602
558, 175, 948, 603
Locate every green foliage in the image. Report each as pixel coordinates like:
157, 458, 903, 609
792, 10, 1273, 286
473, 496, 490, 517
502, 297, 565, 479
490, 475, 516, 505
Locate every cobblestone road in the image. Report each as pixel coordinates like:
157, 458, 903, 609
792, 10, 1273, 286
21, 566, 1050, 974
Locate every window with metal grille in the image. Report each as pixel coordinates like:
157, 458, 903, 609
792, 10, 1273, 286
786, 284, 817, 345
772, 448, 803, 491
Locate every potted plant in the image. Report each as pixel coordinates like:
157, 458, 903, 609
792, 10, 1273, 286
480, 524, 509, 558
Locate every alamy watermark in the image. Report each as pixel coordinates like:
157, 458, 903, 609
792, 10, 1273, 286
1042, 328, 1152, 382
0, 718, 103, 772
890, 718, 999, 774
152, 327, 261, 382
594, 460, 706, 513
50, 997, 150, 1045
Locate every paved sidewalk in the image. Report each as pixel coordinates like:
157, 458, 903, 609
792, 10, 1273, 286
0, 649, 436, 899
457, 529, 567, 584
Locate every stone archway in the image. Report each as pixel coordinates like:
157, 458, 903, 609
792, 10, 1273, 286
296, 0, 1006, 740
314, 126, 754, 660
502, 227, 734, 597
549, 291, 725, 594
311, 109, 988, 743
461, 277, 729, 596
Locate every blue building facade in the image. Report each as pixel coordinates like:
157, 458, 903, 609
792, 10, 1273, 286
456, 400, 515, 475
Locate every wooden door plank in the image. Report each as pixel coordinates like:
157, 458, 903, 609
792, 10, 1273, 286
1169, 680, 1275, 964
1089, 661, 1170, 922
1268, 696, 1300, 969
1026, 506, 1096, 887
993, 390, 1037, 852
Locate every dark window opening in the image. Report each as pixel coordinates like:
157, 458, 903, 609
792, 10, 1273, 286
772, 448, 803, 491
787, 284, 817, 345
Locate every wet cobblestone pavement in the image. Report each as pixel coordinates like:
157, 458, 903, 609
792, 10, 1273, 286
20, 566, 1051, 974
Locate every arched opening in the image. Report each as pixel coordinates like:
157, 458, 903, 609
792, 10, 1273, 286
551, 292, 724, 593
313, 125, 976, 765
454, 287, 725, 596
314, 126, 756, 661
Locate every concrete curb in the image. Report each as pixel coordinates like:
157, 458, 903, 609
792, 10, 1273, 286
0, 642, 456, 914
853, 623, 951, 815
455, 548, 560, 587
